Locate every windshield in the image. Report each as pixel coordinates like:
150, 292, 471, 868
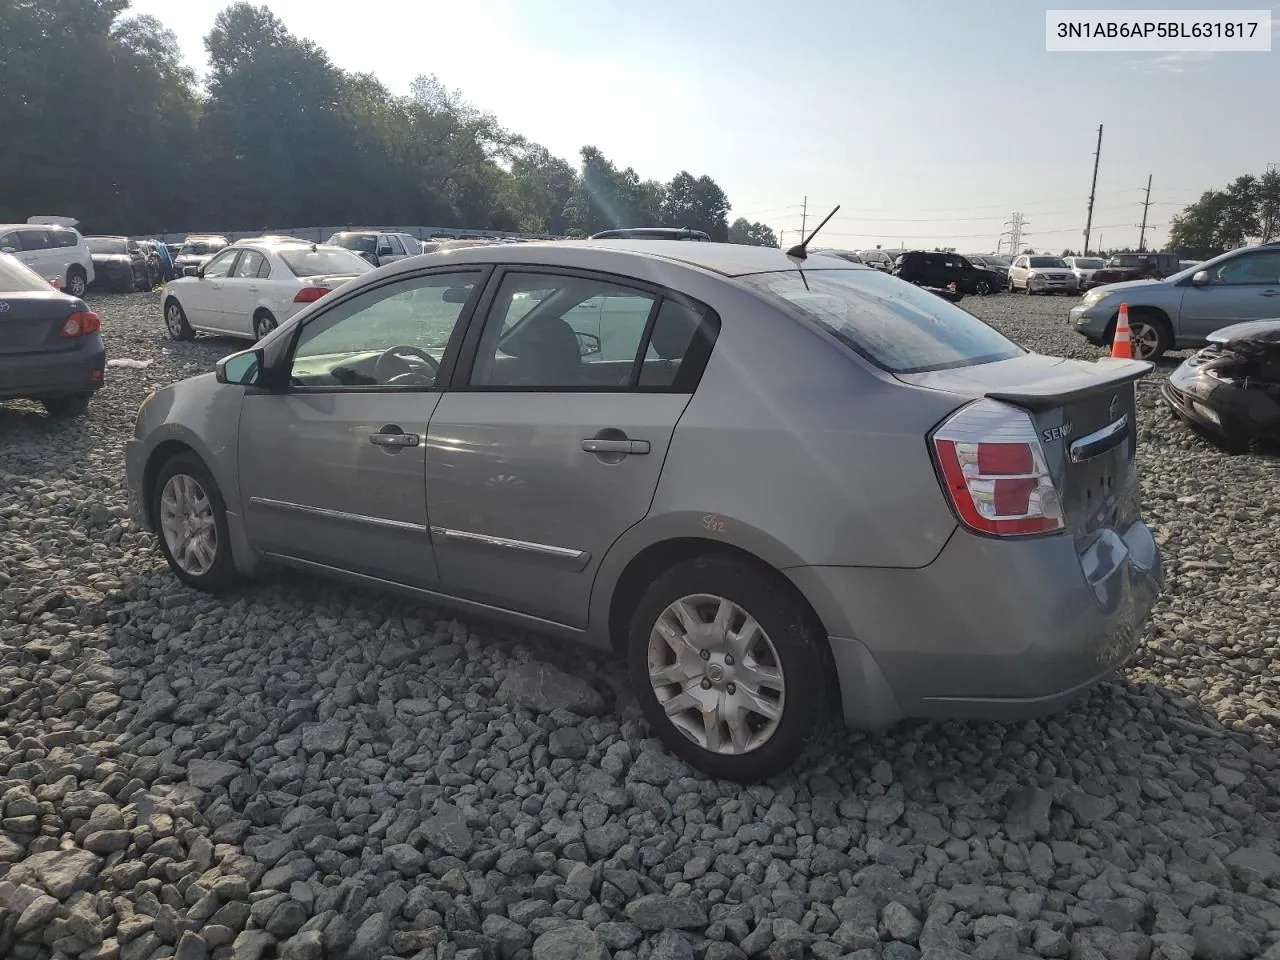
180, 240, 223, 256
86, 237, 127, 255
1073, 258, 1105, 269
0, 253, 56, 291
327, 234, 377, 254
741, 269, 1023, 374
280, 246, 374, 278
1029, 257, 1067, 269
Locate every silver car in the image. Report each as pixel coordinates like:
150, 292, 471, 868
1071, 242, 1280, 361
124, 242, 1163, 781
1007, 255, 1079, 295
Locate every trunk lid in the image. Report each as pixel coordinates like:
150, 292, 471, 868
899, 353, 1152, 536
0, 291, 83, 356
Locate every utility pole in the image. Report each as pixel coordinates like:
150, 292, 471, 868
1082, 124, 1103, 255
1138, 174, 1153, 251
1003, 212, 1027, 254
800, 196, 808, 239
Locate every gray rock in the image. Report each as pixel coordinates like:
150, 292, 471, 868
625, 893, 708, 930
549, 726, 588, 759
187, 758, 242, 789
1224, 846, 1280, 884
351, 911, 391, 959
230, 929, 274, 960
15, 892, 60, 934
174, 931, 210, 960
9, 847, 100, 898
482, 913, 534, 958
420, 803, 473, 857
279, 930, 324, 960
497, 661, 606, 716
882, 901, 922, 943
532, 921, 611, 960
385, 842, 426, 874
299, 721, 349, 754
650, 930, 695, 960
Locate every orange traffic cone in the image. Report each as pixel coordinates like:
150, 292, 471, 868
1112, 303, 1133, 359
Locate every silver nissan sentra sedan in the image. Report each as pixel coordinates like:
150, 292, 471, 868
125, 240, 1163, 782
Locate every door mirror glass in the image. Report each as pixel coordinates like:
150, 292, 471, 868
442, 285, 472, 304
1192, 270, 1211, 286
0, 247, 15, 255
576, 331, 602, 357
216, 348, 263, 386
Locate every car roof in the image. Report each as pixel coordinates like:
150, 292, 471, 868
382, 239, 866, 279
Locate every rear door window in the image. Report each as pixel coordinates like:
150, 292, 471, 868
17, 229, 51, 251
742, 268, 1023, 374
49, 229, 80, 249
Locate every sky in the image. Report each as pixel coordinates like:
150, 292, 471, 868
127, 0, 1280, 253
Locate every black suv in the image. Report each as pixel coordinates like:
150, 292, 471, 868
891, 251, 1003, 296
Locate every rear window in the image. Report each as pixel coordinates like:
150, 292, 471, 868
86, 237, 127, 254
180, 240, 224, 256
0, 253, 56, 292
741, 269, 1024, 374
328, 234, 378, 254
279, 247, 374, 278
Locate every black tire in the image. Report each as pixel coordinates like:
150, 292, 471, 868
253, 310, 278, 340
1127, 311, 1172, 362
164, 298, 194, 341
41, 394, 90, 418
1024, 282, 1034, 295
150, 452, 239, 592
627, 555, 832, 783
65, 267, 87, 298
975, 279, 992, 296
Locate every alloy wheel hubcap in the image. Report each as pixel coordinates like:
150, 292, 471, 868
166, 305, 182, 335
1131, 322, 1160, 359
159, 474, 217, 576
647, 594, 786, 755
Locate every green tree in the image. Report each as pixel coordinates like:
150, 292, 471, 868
728, 217, 778, 247
662, 172, 729, 240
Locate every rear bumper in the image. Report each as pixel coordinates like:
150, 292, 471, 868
788, 520, 1162, 729
0, 336, 105, 401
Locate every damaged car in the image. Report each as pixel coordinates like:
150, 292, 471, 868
1162, 319, 1280, 452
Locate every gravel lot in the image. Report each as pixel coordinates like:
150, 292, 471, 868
3, 288, 1280, 960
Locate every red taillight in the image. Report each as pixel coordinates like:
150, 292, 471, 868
931, 399, 1064, 537
294, 287, 330, 303
59, 311, 101, 338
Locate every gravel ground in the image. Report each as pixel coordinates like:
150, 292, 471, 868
3, 288, 1280, 960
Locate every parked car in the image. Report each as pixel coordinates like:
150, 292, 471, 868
125, 240, 1161, 781
1007, 255, 1079, 295
0, 252, 105, 417
813, 249, 864, 264
162, 237, 373, 342
590, 228, 712, 241
84, 236, 151, 293
1071, 241, 1280, 361
0, 218, 95, 297
1090, 252, 1182, 287
135, 239, 166, 287
1162, 320, 1280, 452
1063, 256, 1107, 291
173, 235, 230, 275
858, 249, 896, 271
964, 255, 1010, 285
325, 230, 421, 268
891, 251, 1003, 296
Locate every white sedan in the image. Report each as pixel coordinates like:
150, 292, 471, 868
161, 238, 373, 342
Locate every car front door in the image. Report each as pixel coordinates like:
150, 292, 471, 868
237, 268, 487, 587
1010, 256, 1028, 289
181, 249, 240, 329
424, 267, 718, 628
222, 249, 268, 336
1178, 251, 1280, 340
377, 235, 403, 265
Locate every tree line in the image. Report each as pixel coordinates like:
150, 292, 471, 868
1167, 169, 1280, 260
0, 0, 780, 246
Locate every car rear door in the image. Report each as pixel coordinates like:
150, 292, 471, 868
1178, 250, 1280, 341
423, 267, 717, 628
221, 249, 268, 336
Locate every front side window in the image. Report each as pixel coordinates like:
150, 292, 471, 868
233, 250, 267, 279
1214, 251, 1280, 285
0, 232, 21, 251
202, 250, 239, 279
469, 272, 660, 389
741, 268, 1023, 375
289, 272, 480, 389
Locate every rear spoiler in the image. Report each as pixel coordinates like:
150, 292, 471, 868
986, 357, 1153, 411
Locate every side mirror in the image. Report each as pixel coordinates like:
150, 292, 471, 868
1191, 270, 1211, 286
0, 247, 15, 254
183, 265, 199, 277
576, 331, 602, 358
215, 348, 264, 386
442, 285, 473, 304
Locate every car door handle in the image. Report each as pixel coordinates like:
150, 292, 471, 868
582, 438, 649, 455
247, 285, 258, 292
369, 427, 420, 447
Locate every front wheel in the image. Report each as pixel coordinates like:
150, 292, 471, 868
1127, 313, 1171, 362
627, 556, 831, 783
975, 279, 992, 296
165, 299, 194, 341
151, 453, 239, 592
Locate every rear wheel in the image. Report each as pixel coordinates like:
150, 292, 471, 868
165, 298, 194, 341
627, 555, 831, 783
42, 394, 90, 418
65, 267, 87, 298
253, 310, 278, 340
975, 278, 993, 296
151, 452, 239, 592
